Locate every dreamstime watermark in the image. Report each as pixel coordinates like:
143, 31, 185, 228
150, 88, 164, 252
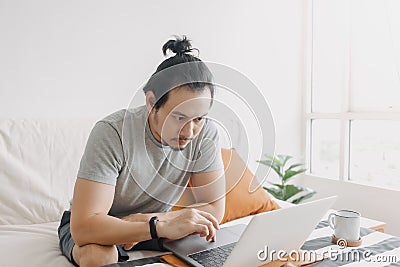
257, 239, 399, 263
365, 254, 399, 263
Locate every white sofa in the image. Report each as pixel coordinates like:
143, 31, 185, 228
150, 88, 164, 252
0, 118, 290, 267
0, 119, 95, 266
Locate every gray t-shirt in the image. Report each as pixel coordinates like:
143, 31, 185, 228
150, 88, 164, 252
75, 105, 224, 218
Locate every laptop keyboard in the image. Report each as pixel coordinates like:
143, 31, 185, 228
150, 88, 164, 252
188, 242, 236, 267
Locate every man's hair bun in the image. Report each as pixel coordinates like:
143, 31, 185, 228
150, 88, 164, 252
143, 35, 214, 111
162, 35, 196, 56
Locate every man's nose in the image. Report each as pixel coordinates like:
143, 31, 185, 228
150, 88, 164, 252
180, 120, 194, 138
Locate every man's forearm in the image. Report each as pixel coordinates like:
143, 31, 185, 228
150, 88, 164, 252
139, 204, 224, 223
71, 203, 224, 248
187, 201, 225, 223
71, 213, 152, 247
127, 203, 224, 224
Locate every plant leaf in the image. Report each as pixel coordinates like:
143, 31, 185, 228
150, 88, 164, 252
286, 163, 303, 171
257, 159, 274, 167
283, 168, 307, 182
265, 155, 283, 167
264, 186, 283, 200
282, 184, 303, 201
278, 155, 292, 167
267, 182, 284, 189
276, 154, 286, 163
291, 191, 317, 204
258, 160, 283, 177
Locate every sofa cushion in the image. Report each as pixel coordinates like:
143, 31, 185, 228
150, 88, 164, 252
173, 148, 280, 223
220, 148, 280, 223
0, 119, 94, 225
0, 222, 73, 266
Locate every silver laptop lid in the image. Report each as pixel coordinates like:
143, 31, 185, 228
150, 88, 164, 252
223, 196, 337, 267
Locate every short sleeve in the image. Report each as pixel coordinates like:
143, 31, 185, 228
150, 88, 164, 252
77, 121, 123, 186
191, 120, 224, 173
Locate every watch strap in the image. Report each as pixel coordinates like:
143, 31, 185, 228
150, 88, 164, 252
149, 216, 159, 239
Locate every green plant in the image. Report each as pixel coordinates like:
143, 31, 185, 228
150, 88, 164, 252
257, 154, 316, 204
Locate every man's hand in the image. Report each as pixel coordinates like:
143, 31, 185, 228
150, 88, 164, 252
157, 208, 220, 242
120, 209, 219, 249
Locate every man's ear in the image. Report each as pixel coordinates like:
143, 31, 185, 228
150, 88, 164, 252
145, 91, 156, 112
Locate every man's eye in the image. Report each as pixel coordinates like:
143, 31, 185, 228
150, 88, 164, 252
196, 117, 204, 121
175, 116, 185, 121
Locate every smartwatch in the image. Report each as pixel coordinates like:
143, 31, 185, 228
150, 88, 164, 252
149, 216, 159, 239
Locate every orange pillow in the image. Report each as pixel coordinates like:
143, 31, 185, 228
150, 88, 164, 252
172, 148, 280, 224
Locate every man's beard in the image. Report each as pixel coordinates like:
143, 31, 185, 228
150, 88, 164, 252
171, 146, 185, 151
161, 139, 187, 151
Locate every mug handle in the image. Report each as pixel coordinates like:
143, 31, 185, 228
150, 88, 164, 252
328, 213, 335, 230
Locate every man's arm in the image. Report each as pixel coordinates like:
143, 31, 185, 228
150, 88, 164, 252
123, 169, 226, 224
70, 178, 219, 247
189, 169, 226, 223
70, 178, 153, 247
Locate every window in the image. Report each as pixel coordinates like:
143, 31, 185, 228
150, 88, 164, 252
306, 0, 400, 190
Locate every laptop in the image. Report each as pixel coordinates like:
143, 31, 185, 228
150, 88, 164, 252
163, 196, 337, 267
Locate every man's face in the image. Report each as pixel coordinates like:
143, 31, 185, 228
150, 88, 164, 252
148, 86, 212, 150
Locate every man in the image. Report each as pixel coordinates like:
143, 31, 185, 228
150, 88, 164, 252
58, 36, 226, 267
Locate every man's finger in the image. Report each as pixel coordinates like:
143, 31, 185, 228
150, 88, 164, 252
197, 210, 220, 230
195, 213, 217, 238
193, 224, 209, 237
207, 233, 216, 242
194, 217, 216, 241
123, 242, 138, 250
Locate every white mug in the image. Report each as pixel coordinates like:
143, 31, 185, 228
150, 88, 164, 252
328, 210, 361, 241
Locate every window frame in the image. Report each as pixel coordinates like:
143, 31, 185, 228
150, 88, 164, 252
304, 0, 400, 188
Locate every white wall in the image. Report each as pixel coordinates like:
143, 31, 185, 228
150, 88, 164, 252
0, 0, 304, 168
0, 0, 304, 150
